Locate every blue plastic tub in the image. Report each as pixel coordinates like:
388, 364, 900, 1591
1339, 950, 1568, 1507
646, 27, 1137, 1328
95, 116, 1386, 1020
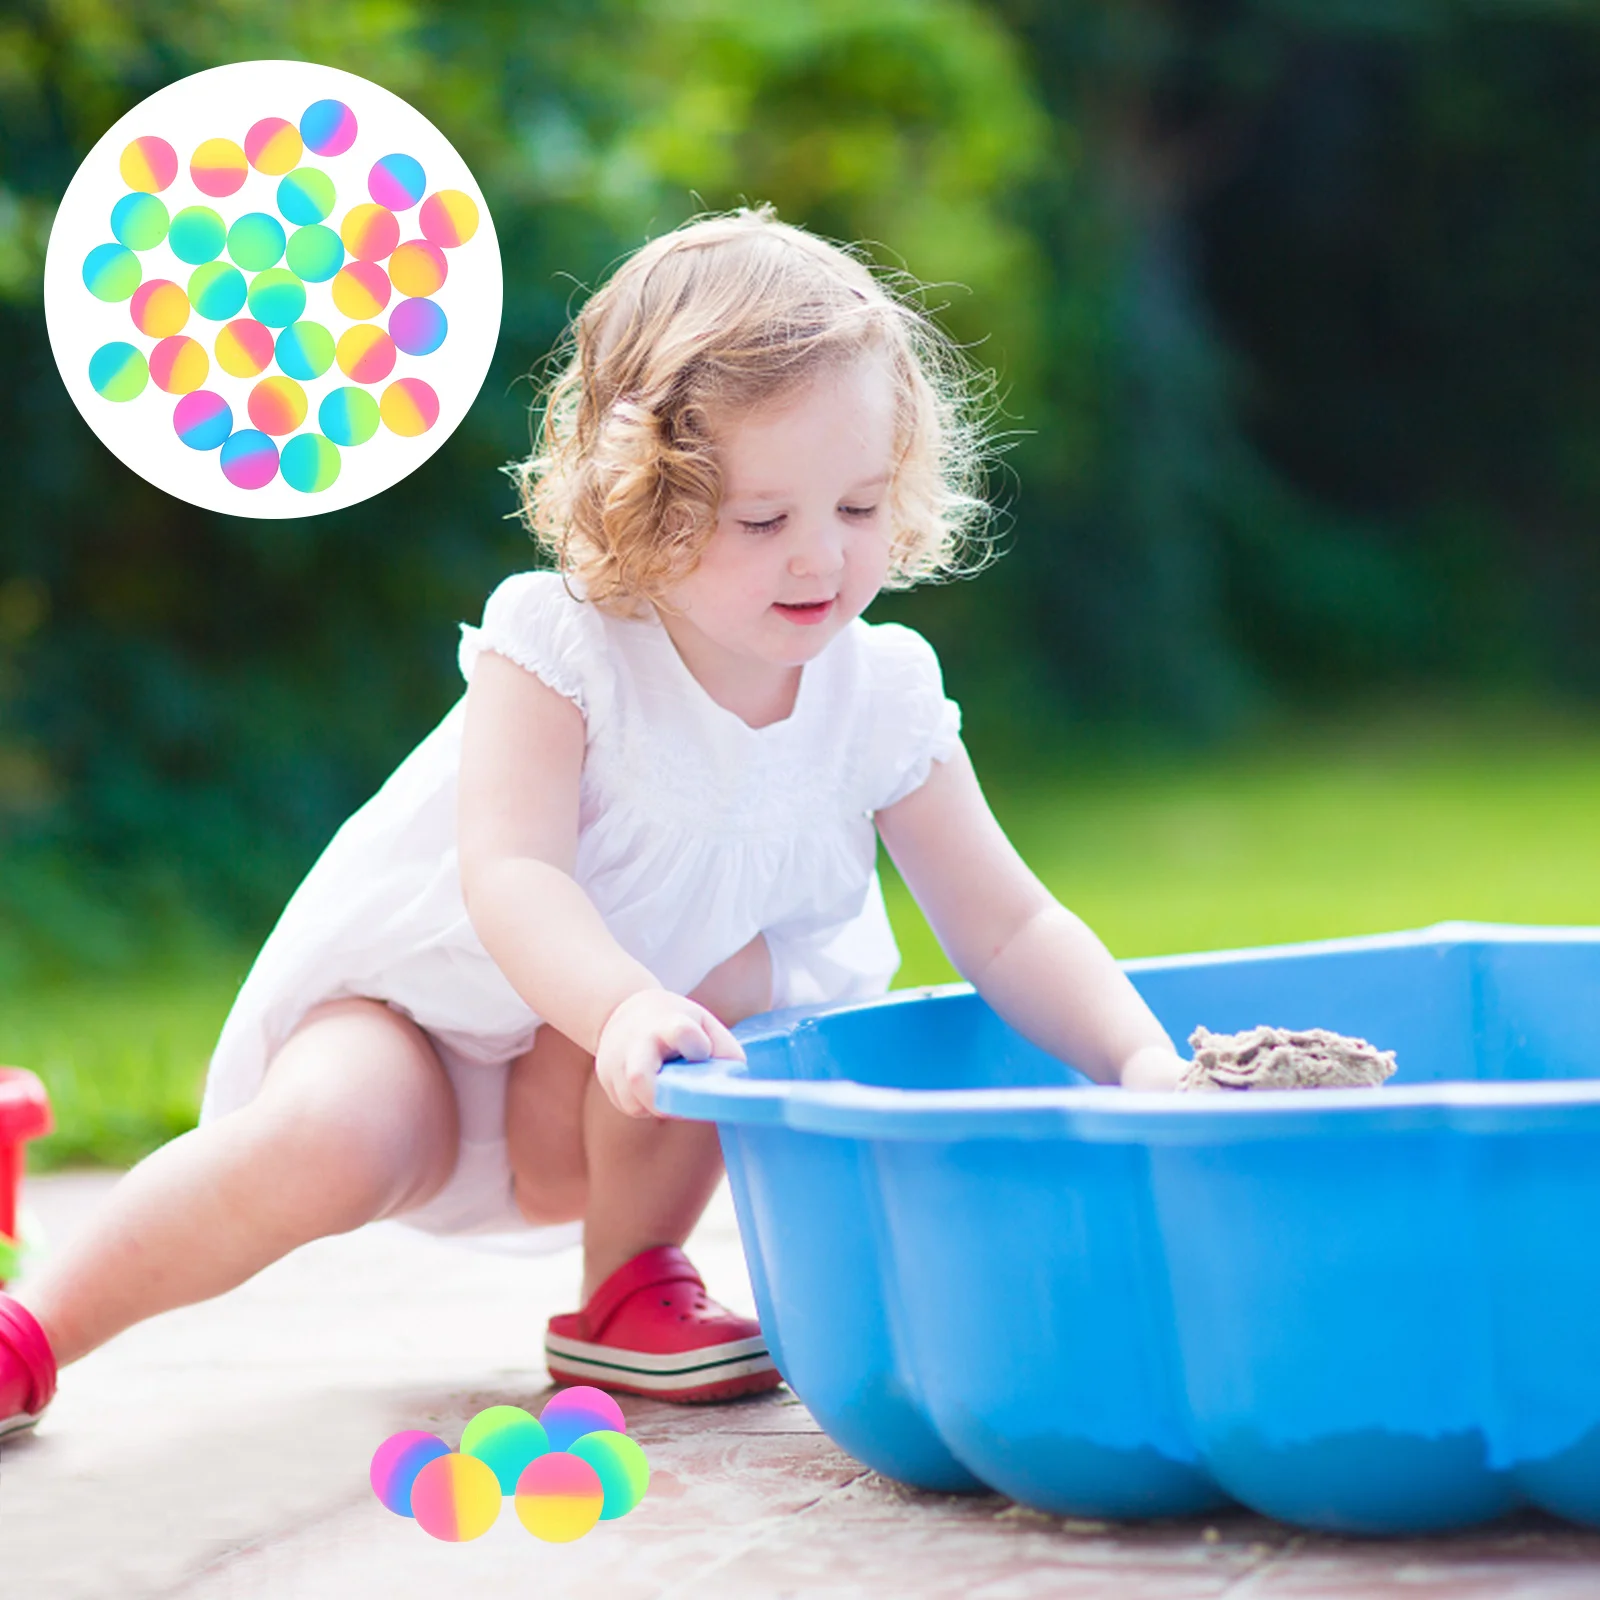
655, 922, 1600, 1536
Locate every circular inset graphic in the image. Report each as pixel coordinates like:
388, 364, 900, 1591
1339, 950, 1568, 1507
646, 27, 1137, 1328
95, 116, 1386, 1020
568, 1431, 650, 1520
370, 1430, 451, 1517
119, 136, 178, 193
380, 372, 429, 431
149, 334, 208, 394
319, 385, 380, 446
539, 1387, 627, 1452
168, 205, 226, 265
215, 318, 275, 378
47, 60, 502, 517
284, 224, 344, 283
173, 390, 233, 450
514, 1453, 605, 1543
368, 153, 425, 211
389, 296, 446, 357
340, 202, 399, 262
419, 189, 479, 248
89, 341, 148, 401
82, 243, 141, 302
280, 432, 341, 493
187, 260, 248, 321
247, 267, 306, 328
460, 1406, 549, 1495
277, 168, 336, 226
190, 137, 248, 197
301, 97, 358, 157
389, 239, 446, 298
248, 375, 308, 435
245, 116, 303, 175
337, 324, 396, 384
411, 1452, 500, 1543
111, 192, 169, 251
275, 320, 335, 380
220, 427, 280, 489
330, 260, 390, 319
130, 278, 190, 337
227, 212, 286, 271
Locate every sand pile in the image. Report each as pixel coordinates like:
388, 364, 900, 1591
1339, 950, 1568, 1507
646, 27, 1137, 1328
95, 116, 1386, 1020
1179, 1025, 1398, 1092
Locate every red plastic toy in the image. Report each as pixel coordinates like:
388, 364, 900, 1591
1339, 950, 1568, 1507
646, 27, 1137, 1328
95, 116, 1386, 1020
0, 1068, 52, 1288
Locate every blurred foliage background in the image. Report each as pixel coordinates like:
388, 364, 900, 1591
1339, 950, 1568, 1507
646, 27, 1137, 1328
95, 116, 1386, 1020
2, 0, 1599, 1165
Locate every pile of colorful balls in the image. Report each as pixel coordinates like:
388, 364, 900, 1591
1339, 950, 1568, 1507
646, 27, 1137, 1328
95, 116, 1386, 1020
370, 1386, 651, 1544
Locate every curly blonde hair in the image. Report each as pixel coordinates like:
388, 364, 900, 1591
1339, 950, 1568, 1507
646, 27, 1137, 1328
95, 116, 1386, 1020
507, 203, 1002, 615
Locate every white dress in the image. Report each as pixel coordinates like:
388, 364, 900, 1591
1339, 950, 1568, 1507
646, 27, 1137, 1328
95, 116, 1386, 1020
198, 570, 963, 1254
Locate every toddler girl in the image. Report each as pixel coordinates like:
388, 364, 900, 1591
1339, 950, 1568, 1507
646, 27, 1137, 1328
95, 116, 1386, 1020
0, 204, 1185, 1434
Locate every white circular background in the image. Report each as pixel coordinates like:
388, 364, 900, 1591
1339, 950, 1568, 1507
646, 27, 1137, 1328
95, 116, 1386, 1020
44, 59, 503, 518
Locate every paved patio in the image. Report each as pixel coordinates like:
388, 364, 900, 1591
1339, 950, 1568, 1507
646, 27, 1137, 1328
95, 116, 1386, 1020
2, 1170, 1597, 1598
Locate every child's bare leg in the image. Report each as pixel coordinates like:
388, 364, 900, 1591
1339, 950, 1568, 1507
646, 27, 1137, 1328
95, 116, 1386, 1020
12, 998, 459, 1367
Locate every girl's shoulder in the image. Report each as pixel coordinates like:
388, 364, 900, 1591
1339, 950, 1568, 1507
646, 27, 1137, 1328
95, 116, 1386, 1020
457, 568, 612, 720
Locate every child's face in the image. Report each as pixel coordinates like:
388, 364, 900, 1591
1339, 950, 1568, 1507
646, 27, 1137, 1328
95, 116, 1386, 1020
658, 352, 898, 673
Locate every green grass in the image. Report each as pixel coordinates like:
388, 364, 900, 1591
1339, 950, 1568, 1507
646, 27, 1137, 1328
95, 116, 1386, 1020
4, 697, 1599, 1171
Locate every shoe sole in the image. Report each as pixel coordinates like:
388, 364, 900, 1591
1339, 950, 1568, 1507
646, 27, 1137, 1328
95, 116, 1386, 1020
0, 1411, 41, 1440
545, 1330, 782, 1403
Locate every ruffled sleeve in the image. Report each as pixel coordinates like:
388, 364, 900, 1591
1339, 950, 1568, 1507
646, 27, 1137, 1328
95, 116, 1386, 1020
457, 569, 605, 723
867, 622, 963, 812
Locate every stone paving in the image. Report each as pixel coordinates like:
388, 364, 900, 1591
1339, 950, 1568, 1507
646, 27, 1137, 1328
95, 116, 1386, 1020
2, 1171, 1597, 1598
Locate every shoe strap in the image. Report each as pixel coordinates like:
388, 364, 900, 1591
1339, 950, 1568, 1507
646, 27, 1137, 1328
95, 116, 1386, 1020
582, 1246, 705, 1340
0, 1293, 57, 1414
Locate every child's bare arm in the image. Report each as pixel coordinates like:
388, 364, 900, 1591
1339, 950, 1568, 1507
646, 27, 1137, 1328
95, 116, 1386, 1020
458, 651, 742, 1115
875, 742, 1183, 1089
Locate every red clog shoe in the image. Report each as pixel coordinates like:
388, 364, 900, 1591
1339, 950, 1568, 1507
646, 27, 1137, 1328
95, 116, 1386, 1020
545, 1245, 782, 1403
0, 1293, 57, 1438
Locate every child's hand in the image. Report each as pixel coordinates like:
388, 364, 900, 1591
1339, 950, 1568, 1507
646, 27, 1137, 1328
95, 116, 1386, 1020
1119, 1045, 1187, 1092
595, 989, 745, 1119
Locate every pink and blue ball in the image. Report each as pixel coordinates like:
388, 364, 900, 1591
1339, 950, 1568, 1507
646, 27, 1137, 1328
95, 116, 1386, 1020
460, 1405, 550, 1494
300, 98, 358, 157
187, 261, 247, 322
388, 296, 446, 357
568, 1430, 650, 1519
277, 169, 336, 226
368, 153, 426, 211
110, 193, 168, 251
227, 213, 286, 272
173, 390, 232, 450
82, 243, 140, 302
410, 1452, 501, 1543
369, 1429, 451, 1517
539, 1386, 627, 1452
284, 224, 344, 283
168, 206, 226, 265
88, 341, 147, 401
247, 268, 306, 328
513, 1452, 605, 1543
219, 428, 280, 490
318, 385, 380, 447
280, 432, 341, 494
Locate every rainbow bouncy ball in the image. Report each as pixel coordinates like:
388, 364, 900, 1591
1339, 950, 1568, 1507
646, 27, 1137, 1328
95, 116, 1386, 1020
172, 390, 233, 451
119, 136, 177, 193
277, 168, 337, 227
331, 261, 390, 320
389, 297, 447, 358
341, 203, 400, 263
168, 206, 226, 265
285, 224, 343, 284
318, 385, 380, 447
569, 1430, 650, 1520
88, 342, 148, 402
460, 1405, 550, 1495
227, 213, 286, 272
410, 1451, 501, 1543
214, 318, 275, 379
220, 428, 279, 490
190, 138, 248, 197
130, 280, 190, 338
379, 377, 439, 437
280, 433, 341, 494
248, 376, 308, 436
337, 325, 396, 385
368, 153, 426, 212
275, 321, 335, 381
514, 1452, 605, 1543
369, 1430, 451, 1516
539, 1385, 627, 1452
389, 239, 447, 298
247, 268, 306, 329
301, 98, 358, 158
187, 261, 247, 322
82, 243, 141, 303
419, 189, 479, 249
111, 193, 168, 251
245, 116, 303, 176
149, 335, 208, 395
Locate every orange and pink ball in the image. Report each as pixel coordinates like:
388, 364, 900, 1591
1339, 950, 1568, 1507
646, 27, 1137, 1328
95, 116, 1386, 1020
130, 279, 190, 338
337, 325, 397, 385
514, 1452, 605, 1543
149, 335, 208, 395
331, 261, 390, 320
245, 116, 303, 175
248, 376, 308, 436
340, 203, 400, 263
214, 319, 275, 379
389, 240, 446, 298
380, 377, 439, 436
419, 190, 479, 249
119, 136, 177, 193
190, 138, 248, 198
411, 1452, 501, 1542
